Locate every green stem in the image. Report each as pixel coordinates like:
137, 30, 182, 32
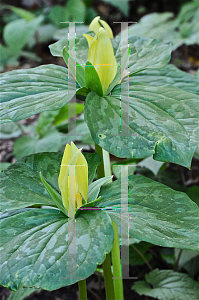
15, 121, 26, 135
95, 144, 115, 300
111, 221, 124, 300
131, 244, 153, 271
95, 144, 124, 300
78, 279, 87, 300
102, 253, 115, 300
174, 249, 183, 271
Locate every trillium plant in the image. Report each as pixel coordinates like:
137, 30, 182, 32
1, 16, 199, 300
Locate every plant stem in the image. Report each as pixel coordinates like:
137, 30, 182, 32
95, 144, 115, 300
95, 144, 124, 300
174, 249, 183, 271
15, 121, 26, 135
131, 244, 153, 271
111, 220, 124, 300
78, 279, 87, 300
95, 143, 105, 178
102, 253, 115, 300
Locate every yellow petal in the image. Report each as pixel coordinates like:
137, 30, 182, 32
87, 27, 117, 95
89, 16, 100, 34
99, 19, 113, 39
89, 16, 113, 38
83, 34, 93, 48
76, 148, 88, 203
58, 144, 71, 211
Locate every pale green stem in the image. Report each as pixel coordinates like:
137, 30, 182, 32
95, 144, 115, 300
131, 244, 153, 271
78, 279, 87, 300
95, 144, 124, 300
112, 221, 124, 300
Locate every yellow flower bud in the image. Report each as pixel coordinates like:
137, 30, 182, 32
84, 27, 117, 95
58, 142, 88, 217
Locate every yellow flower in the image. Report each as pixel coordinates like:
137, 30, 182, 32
89, 16, 113, 38
58, 142, 88, 218
83, 27, 117, 95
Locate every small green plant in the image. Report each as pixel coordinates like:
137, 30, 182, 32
0, 15, 199, 300
128, 0, 199, 50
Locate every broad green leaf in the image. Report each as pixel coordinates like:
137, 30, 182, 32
49, 32, 91, 64
132, 269, 199, 300
0, 163, 11, 171
0, 208, 114, 290
103, 0, 129, 16
113, 34, 171, 76
130, 64, 199, 95
0, 152, 101, 212
0, 64, 76, 123
85, 82, 199, 167
4, 16, 44, 55
8, 287, 41, 300
96, 175, 199, 250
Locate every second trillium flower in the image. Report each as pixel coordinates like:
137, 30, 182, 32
58, 142, 88, 218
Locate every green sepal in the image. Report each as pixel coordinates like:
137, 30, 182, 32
85, 61, 103, 96
39, 172, 67, 216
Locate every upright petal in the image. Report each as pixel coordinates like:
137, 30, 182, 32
87, 27, 117, 95
89, 16, 113, 38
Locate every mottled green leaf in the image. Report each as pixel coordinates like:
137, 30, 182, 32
132, 269, 199, 300
0, 65, 76, 123
85, 82, 199, 167
131, 64, 199, 95
0, 152, 101, 212
0, 208, 113, 290
96, 175, 199, 250
112, 34, 171, 77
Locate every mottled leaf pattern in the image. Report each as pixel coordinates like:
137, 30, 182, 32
0, 152, 101, 212
96, 175, 199, 251
85, 82, 199, 167
132, 269, 199, 300
130, 64, 199, 95
0, 65, 76, 123
0, 209, 114, 290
